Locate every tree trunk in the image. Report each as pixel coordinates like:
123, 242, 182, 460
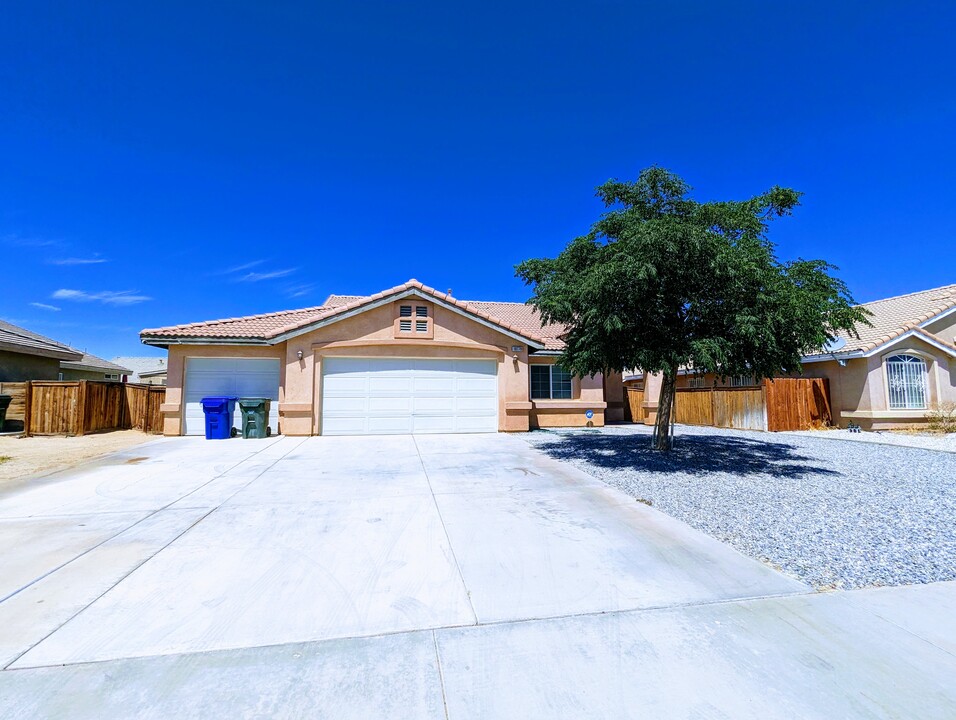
652, 368, 678, 451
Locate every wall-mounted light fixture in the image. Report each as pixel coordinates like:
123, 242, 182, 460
296, 350, 304, 360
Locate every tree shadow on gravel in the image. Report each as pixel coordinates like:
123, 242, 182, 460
534, 432, 841, 479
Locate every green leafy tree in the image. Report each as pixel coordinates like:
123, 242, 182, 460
516, 167, 869, 450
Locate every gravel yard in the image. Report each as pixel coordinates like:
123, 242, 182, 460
524, 424, 956, 590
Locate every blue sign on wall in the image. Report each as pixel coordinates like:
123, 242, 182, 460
585, 409, 594, 419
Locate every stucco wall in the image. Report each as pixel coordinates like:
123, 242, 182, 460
0, 351, 60, 382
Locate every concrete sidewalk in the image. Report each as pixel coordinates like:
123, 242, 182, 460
1, 433, 953, 717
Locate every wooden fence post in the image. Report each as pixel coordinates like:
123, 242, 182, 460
23, 381, 32, 437
76, 380, 88, 436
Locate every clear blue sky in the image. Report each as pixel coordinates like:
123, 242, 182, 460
2, 2, 954, 358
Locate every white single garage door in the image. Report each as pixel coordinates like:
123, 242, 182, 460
321, 357, 498, 435
183, 357, 281, 436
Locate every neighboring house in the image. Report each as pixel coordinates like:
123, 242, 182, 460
112, 356, 168, 385
59, 353, 133, 382
632, 283, 956, 430
0, 320, 82, 381
796, 283, 956, 429
141, 279, 625, 437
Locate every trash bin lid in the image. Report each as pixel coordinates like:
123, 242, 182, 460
201, 396, 237, 408
238, 397, 269, 407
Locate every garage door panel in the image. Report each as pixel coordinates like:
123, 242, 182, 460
413, 396, 455, 413
368, 416, 414, 434
368, 377, 413, 394
184, 358, 280, 436
321, 357, 497, 436
322, 416, 369, 435
368, 397, 413, 413
323, 396, 368, 414
413, 377, 455, 394
324, 376, 368, 394
456, 378, 496, 393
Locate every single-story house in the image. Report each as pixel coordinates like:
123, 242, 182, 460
112, 356, 168, 385
141, 280, 626, 437
633, 283, 956, 430
0, 320, 82, 381
59, 353, 133, 382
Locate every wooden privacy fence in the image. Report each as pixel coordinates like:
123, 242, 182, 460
23, 381, 165, 436
669, 378, 831, 432
623, 387, 645, 423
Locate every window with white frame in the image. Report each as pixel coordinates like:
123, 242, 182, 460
885, 354, 928, 409
730, 375, 755, 387
688, 375, 706, 388
530, 364, 572, 399
104, 373, 119, 381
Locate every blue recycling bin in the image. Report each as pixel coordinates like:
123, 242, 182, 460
201, 396, 237, 440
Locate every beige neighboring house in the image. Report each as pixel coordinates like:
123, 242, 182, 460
634, 283, 956, 430
112, 356, 168, 385
59, 353, 133, 382
0, 320, 82, 381
141, 279, 626, 437
795, 283, 956, 429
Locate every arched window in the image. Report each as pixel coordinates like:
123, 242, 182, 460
885, 354, 928, 409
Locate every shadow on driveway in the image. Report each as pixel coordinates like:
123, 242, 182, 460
532, 431, 841, 479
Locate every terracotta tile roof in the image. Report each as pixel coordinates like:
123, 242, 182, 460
141, 279, 561, 349
460, 301, 566, 350
141, 305, 334, 341
808, 282, 956, 357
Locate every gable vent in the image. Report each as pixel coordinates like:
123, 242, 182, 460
416, 320, 428, 332
416, 306, 428, 317
399, 319, 412, 332
399, 305, 412, 317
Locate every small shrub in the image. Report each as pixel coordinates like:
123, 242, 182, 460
927, 401, 956, 433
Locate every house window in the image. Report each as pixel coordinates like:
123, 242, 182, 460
57, 372, 64, 381
730, 375, 755, 387
886, 354, 928, 409
104, 373, 119, 381
530, 365, 573, 400
688, 375, 706, 388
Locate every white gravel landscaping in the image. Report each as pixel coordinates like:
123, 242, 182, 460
523, 424, 956, 590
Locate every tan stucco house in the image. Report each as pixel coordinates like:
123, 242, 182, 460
141, 280, 625, 437
795, 283, 956, 429
635, 283, 956, 430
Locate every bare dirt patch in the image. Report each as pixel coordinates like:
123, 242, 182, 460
0, 431, 153, 484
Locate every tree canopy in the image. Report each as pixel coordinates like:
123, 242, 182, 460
516, 167, 869, 449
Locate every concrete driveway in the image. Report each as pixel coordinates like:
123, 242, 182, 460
2, 433, 955, 718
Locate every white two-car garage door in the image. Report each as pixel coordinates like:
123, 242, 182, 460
183, 358, 281, 436
321, 357, 498, 435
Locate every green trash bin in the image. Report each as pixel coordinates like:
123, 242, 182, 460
0, 394, 11, 431
238, 398, 272, 438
